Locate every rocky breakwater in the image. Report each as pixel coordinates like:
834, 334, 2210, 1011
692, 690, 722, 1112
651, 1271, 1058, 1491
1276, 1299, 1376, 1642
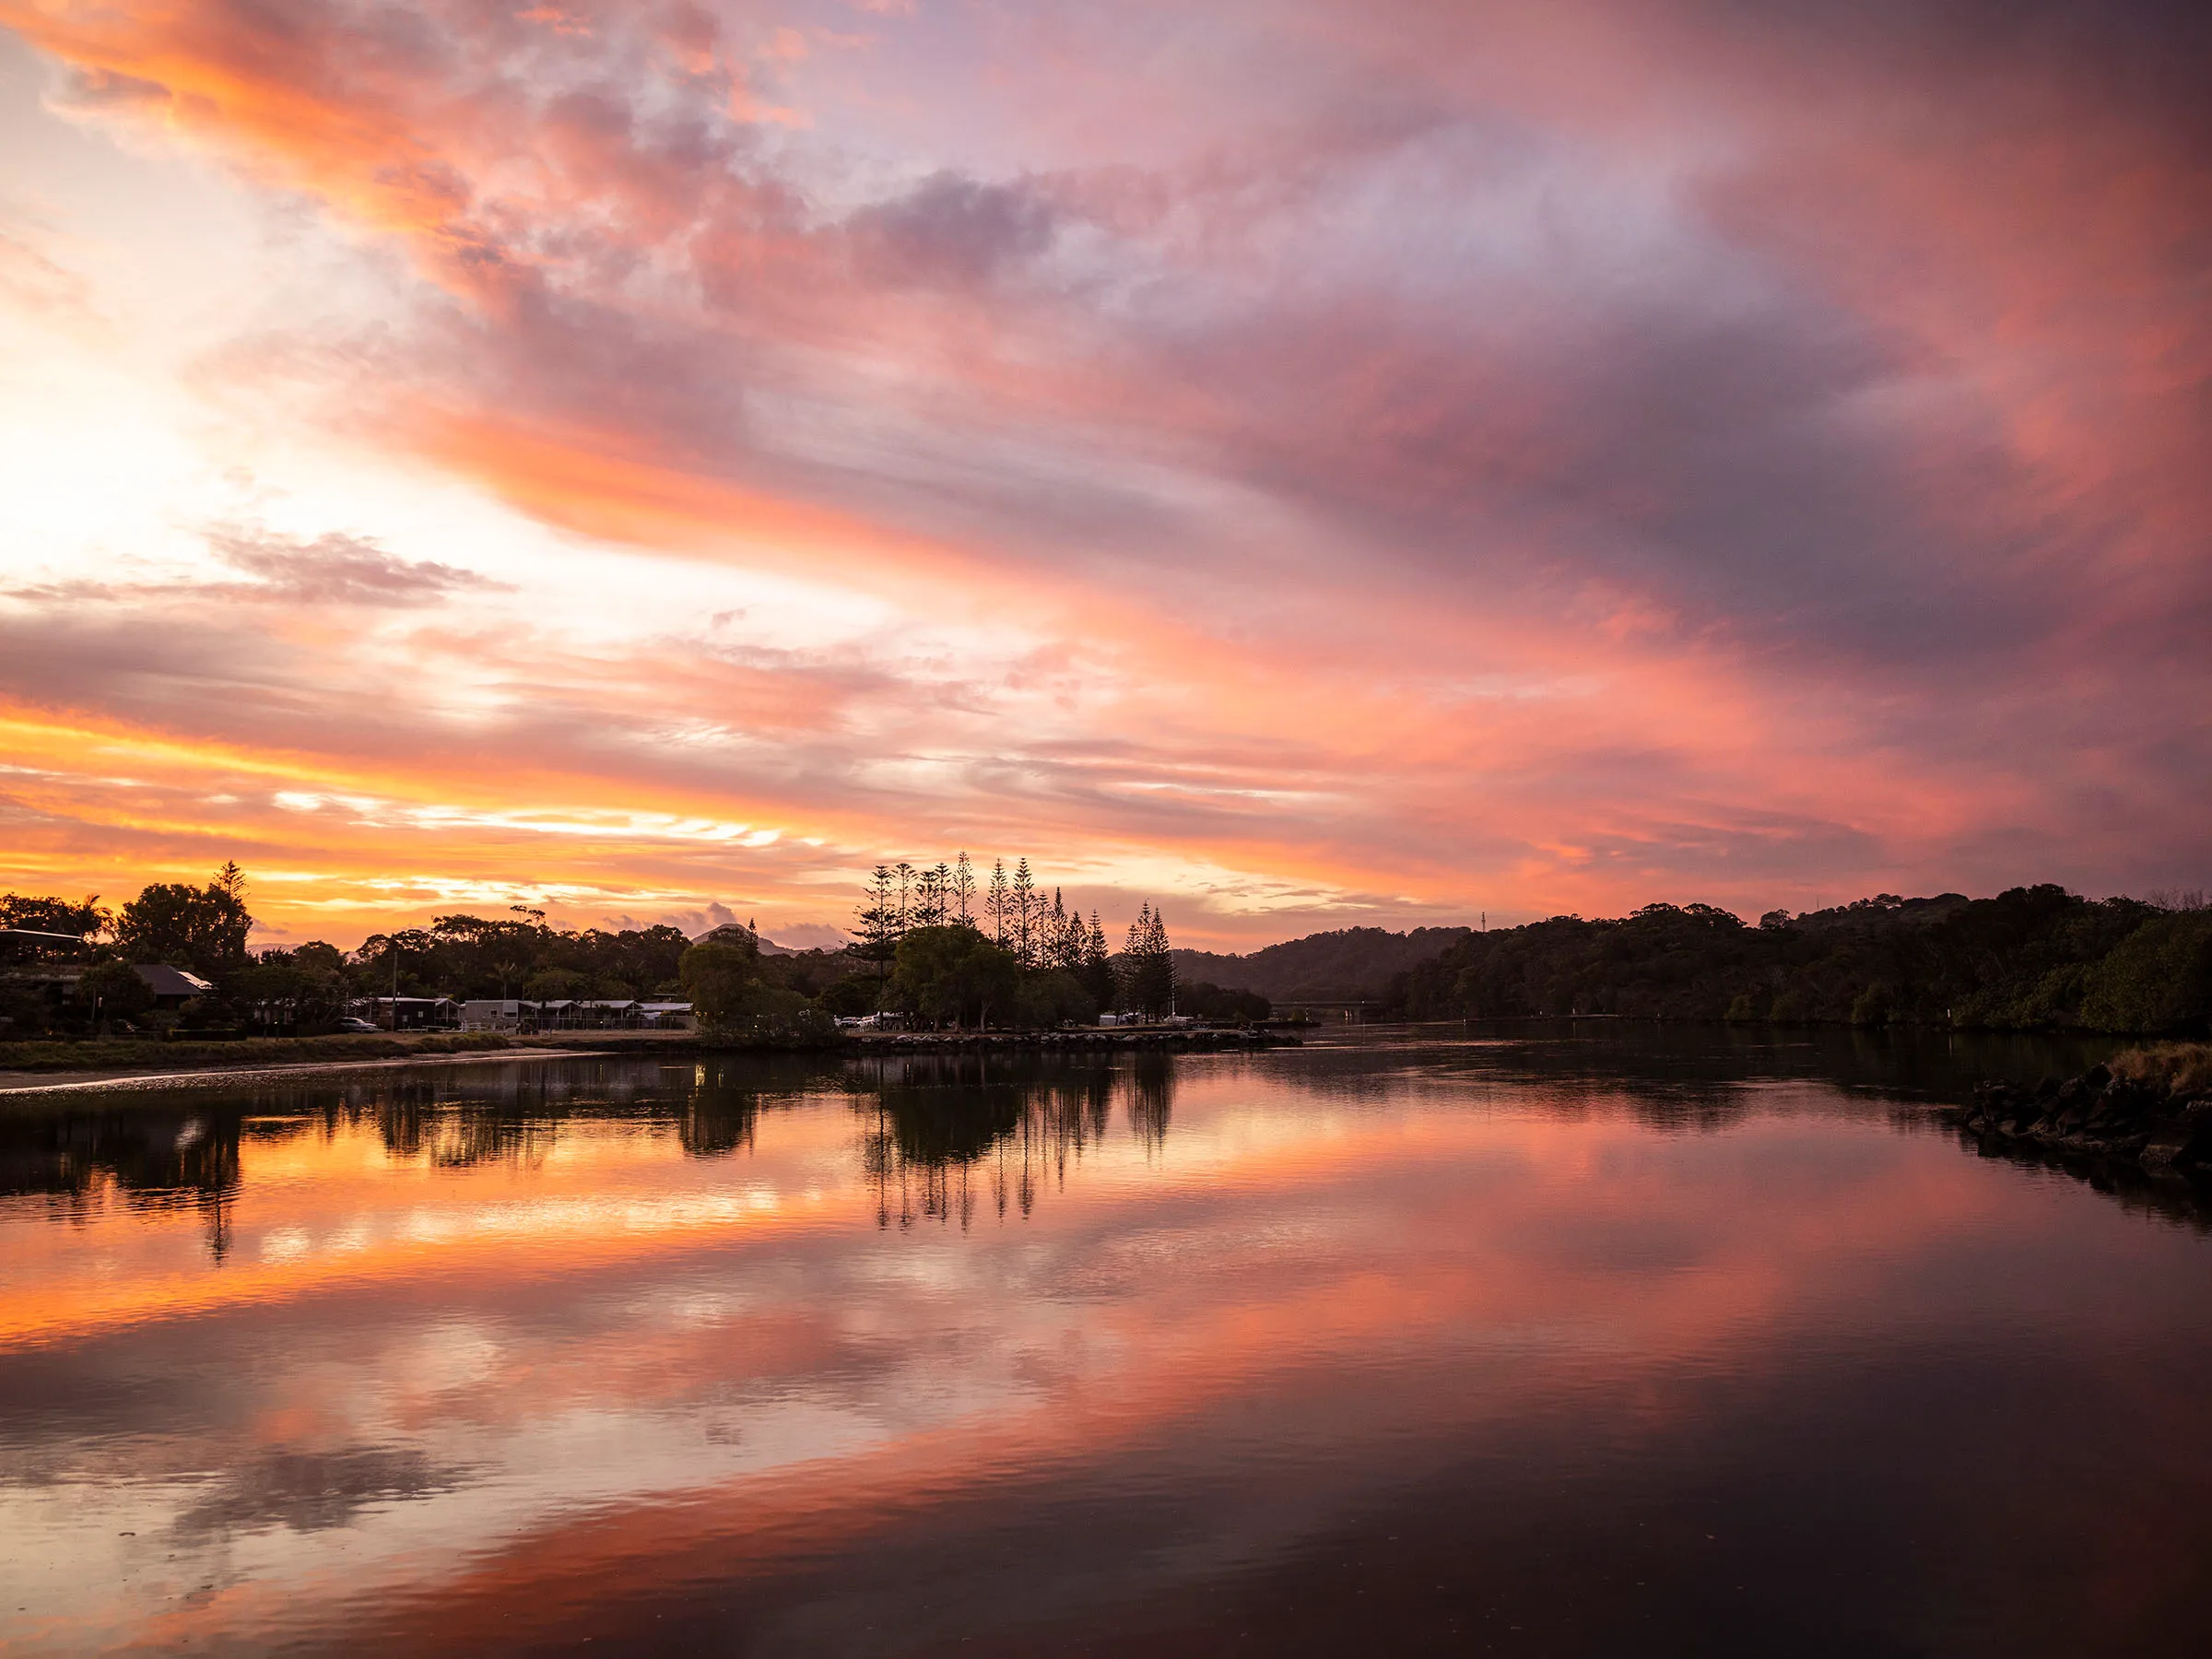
1959, 1060, 2212, 1180
856, 1028, 1299, 1054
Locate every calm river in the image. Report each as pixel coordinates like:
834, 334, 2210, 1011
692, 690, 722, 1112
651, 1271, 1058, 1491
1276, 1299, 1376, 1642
3, 1029, 2209, 1655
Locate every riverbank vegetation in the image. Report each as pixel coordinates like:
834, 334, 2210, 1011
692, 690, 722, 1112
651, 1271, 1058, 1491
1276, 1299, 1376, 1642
20, 865, 2199, 1045
839, 858, 1189, 1029
4, 854, 1238, 1044
2111, 1042, 2212, 1096
1387, 887, 2212, 1035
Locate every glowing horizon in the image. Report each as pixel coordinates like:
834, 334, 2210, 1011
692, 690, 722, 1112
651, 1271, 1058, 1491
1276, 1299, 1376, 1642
3, 1, 2206, 952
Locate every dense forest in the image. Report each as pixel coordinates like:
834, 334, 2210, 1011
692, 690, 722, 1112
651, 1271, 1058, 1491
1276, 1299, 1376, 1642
1174, 925, 1473, 1003
1385, 888, 2212, 1035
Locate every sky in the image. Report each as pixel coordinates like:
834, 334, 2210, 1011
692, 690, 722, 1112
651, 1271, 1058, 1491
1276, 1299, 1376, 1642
0, 0, 2206, 952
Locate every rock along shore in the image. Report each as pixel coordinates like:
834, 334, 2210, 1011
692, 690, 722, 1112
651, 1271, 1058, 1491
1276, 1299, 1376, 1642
1952, 1064, 2212, 1179
849, 1028, 1300, 1054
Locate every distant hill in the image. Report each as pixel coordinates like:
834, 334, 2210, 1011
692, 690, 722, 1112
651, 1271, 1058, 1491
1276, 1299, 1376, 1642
695, 923, 802, 957
1385, 888, 2212, 1032
1173, 926, 1471, 1003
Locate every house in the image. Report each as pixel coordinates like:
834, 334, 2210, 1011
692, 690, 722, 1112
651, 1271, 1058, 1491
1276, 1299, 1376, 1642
458, 999, 535, 1032
574, 1000, 641, 1028
0, 955, 208, 1030
357, 995, 460, 1031
133, 965, 216, 1009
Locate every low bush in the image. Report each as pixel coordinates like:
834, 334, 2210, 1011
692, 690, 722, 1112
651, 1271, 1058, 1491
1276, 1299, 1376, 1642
2109, 1042, 2212, 1097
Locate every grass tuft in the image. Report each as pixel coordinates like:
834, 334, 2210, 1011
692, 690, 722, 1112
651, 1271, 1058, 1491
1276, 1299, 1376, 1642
2109, 1041, 2212, 1097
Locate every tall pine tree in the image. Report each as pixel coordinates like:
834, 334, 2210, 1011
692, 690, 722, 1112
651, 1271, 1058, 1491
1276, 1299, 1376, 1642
987, 858, 1009, 947
1011, 858, 1037, 967
1119, 901, 1176, 1018
1083, 911, 1116, 1009
953, 851, 978, 927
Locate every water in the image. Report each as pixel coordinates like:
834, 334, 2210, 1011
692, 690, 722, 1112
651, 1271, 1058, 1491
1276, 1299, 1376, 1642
2, 1030, 2208, 1655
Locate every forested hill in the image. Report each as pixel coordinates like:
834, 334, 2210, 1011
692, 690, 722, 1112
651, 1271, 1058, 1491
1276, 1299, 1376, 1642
1384, 888, 2212, 1035
1173, 926, 1471, 1003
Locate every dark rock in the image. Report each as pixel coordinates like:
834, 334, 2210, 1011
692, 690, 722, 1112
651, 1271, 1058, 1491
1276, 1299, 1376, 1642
2142, 1122, 2212, 1170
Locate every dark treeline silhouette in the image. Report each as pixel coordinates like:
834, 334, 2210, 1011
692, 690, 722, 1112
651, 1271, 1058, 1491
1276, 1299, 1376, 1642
1, 865, 704, 1037
15, 865, 2205, 1041
4, 856, 1248, 1041
1387, 887, 2212, 1035
823, 853, 1216, 1030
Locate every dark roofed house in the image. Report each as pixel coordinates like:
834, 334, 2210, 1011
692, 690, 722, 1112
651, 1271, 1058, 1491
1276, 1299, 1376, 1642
134, 965, 216, 1008
359, 996, 461, 1031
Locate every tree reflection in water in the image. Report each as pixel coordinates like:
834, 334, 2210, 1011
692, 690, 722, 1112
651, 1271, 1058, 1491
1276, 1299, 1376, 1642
0, 1103, 245, 1258
853, 1053, 1172, 1230
0, 1051, 1176, 1257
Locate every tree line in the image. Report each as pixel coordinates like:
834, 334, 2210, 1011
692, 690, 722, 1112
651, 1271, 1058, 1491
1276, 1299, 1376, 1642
1, 866, 697, 1036
679, 853, 1202, 1036
1383, 886, 2212, 1035
3, 855, 1258, 1041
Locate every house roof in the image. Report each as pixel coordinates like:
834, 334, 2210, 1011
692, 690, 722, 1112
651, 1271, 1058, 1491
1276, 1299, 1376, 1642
134, 964, 215, 997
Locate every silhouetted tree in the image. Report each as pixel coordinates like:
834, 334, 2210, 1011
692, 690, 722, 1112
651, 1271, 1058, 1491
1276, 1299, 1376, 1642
0, 893, 110, 938
889, 925, 1020, 1030
78, 959, 154, 1030
1011, 859, 1037, 966
1120, 902, 1176, 1018
115, 866, 253, 978
987, 858, 1010, 947
1083, 911, 1117, 1010
952, 851, 978, 927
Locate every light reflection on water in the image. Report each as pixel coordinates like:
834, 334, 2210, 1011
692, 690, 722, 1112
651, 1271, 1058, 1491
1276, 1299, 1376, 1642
2, 1033, 2208, 1656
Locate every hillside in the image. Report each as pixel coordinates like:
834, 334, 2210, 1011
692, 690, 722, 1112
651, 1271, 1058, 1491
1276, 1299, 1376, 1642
1385, 888, 2212, 1034
1173, 926, 1471, 1003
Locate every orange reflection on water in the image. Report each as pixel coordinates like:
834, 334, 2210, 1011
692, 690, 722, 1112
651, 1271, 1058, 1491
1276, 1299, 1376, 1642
1, 1053, 2206, 1656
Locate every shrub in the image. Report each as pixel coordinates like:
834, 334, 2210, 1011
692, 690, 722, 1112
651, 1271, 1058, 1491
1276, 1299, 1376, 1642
2109, 1042, 2212, 1097
1017, 970, 1096, 1030
78, 959, 155, 1027
1850, 981, 1894, 1026
2079, 913, 2212, 1034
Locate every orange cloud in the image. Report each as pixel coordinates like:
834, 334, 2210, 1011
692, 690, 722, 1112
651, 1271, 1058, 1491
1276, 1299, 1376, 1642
1, 0, 2206, 943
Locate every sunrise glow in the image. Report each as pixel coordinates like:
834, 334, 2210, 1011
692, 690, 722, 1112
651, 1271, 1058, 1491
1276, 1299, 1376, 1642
3, 2, 2206, 947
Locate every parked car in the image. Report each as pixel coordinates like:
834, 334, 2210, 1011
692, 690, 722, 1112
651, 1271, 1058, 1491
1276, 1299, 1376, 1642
335, 1016, 380, 1033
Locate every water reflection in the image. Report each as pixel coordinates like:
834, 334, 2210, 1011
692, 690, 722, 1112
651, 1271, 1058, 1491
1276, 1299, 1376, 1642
2, 1035, 2208, 1658
1394, 1017, 2128, 1102
1, 1104, 245, 1257
853, 1053, 1159, 1229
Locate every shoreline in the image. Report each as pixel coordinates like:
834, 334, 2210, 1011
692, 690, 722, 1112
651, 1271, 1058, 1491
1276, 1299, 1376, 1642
1942, 1056, 2212, 1194
0, 1045, 625, 1099
845, 1029, 1300, 1055
0, 1025, 1301, 1099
